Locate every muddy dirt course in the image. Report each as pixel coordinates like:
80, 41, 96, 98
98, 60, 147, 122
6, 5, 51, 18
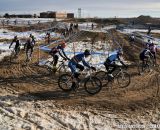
0, 29, 160, 130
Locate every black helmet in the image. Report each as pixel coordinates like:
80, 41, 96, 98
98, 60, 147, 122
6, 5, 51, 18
84, 49, 91, 56
14, 36, 17, 39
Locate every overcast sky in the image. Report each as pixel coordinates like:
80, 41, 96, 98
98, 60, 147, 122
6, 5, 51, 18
0, 0, 160, 17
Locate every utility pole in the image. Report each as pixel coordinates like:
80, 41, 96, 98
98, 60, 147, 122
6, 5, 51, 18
78, 8, 81, 18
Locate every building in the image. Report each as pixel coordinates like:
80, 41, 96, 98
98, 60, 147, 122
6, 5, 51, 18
67, 13, 74, 18
40, 11, 74, 19
5, 14, 33, 18
40, 11, 55, 18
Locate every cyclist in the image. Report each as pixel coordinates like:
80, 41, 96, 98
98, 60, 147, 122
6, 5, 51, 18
149, 42, 157, 64
104, 49, 127, 78
146, 39, 152, 48
139, 47, 153, 66
45, 32, 51, 44
24, 34, 36, 61
68, 49, 96, 79
49, 40, 69, 70
9, 36, 21, 57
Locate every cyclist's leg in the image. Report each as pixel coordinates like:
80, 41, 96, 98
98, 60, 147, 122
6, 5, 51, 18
25, 48, 30, 61
68, 62, 76, 74
108, 63, 117, 74
76, 64, 84, 72
140, 54, 145, 66
68, 62, 77, 89
14, 47, 17, 56
104, 61, 109, 72
30, 46, 33, 58
53, 55, 59, 67
151, 51, 156, 65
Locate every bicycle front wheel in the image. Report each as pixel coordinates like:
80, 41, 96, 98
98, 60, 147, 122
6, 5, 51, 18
58, 74, 73, 92
137, 62, 150, 75
117, 72, 131, 88
84, 76, 102, 95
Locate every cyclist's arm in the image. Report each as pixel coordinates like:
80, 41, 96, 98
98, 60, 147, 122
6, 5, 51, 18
117, 55, 126, 67
9, 40, 14, 48
146, 50, 153, 57
59, 49, 70, 60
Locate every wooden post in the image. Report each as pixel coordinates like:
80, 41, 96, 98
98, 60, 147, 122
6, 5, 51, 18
38, 44, 40, 65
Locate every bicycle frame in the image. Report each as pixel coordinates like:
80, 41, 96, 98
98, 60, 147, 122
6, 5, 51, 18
73, 68, 95, 86
57, 60, 66, 71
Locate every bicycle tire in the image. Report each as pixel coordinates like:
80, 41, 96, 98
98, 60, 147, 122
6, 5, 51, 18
116, 71, 131, 88
153, 64, 160, 73
10, 52, 17, 63
84, 76, 102, 95
58, 73, 73, 92
137, 62, 150, 75
95, 71, 107, 85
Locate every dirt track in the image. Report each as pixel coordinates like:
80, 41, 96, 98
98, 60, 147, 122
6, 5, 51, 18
0, 30, 160, 129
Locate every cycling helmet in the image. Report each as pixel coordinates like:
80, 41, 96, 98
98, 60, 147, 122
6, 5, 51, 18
84, 49, 91, 56
14, 36, 17, 39
61, 41, 66, 48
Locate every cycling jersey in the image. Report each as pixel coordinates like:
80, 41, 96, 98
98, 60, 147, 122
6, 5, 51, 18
141, 49, 151, 56
139, 49, 152, 61
107, 53, 119, 64
69, 53, 90, 74
49, 45, 63, 55
70, 53, 90, 68
149, 44, 157, 53
10, 39, 20, 49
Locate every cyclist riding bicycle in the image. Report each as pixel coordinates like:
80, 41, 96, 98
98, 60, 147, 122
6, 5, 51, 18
104, 49, 127, 78
49, 40, 69, 70
68, 49, 96, 79
149, 42, 157, 64
9, 36, 20, 56
139, 47, 153, 65
24, 34, 36, 61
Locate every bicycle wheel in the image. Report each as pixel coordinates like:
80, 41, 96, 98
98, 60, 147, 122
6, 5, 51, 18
84, 76, 102, 95
58, 73, 73, 92
95, 71, 107, 85
153, 64, 160, 73
117, 71, 131, 88
10, 52, 17, 63
137, 62, 150, 75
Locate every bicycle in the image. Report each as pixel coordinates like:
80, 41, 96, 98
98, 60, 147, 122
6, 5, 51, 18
25, 49, 32, 66
95, 65, 131, 88
44, 59, 68, 75
9, 47, 20, 63
137, 55, 158, 75
58, 68, 102, 95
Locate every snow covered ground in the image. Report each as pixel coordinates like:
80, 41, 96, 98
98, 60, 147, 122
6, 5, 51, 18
123, 29, 160, 34
0, 18, 56, 26
0, 93, 116, 130
0, 28, 60, 40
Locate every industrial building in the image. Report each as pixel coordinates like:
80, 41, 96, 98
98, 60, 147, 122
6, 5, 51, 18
40, 11, 74, 19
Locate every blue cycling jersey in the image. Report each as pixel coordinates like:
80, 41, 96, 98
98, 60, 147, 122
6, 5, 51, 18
108, 53, 118, 62
70, 53, 90, 68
